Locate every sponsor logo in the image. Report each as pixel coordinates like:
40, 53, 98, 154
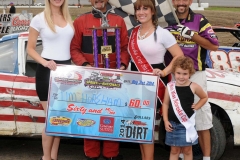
134, 115, 151, 120
126, 120, 147, 126
210, 34, 218, 39
173, 33, 194, 43
84, 71, 122, 89
208, 29, 215, 34
77, 119, 95, 127
99, 116, 115, 133
11, 16, 30, 33
54, 71, 82, 85
119, 119, 148, 139
49, 116, 72, 126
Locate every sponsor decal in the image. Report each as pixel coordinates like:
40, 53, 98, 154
0, 13, 32, 34
118, 119, 148, 140
99, 116, 115, 133
179, 43, 195, 48
54, 71, 82, 85
210, 34, 218, 39
49, 116, 72, 126
208, 29, 215, 34
173, 33, 194, 43
134, 115, 151, 120
126, 120, 147, 126
84, 71, 122, 89
77, 119, 95, 127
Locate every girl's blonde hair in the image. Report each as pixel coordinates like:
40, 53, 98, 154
44, 0, 73, 32
172, 56, 196, 75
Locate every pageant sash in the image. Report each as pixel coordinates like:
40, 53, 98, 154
167, 81, 198, 143
128, 26, 165, 103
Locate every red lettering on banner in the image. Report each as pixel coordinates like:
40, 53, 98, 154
171, 91, 176, 99
169, 82, 189, 122
11, 17, 30, 26
67, 104, 87, 114
105, 108, 116, 114
181, 115, 188, 122
129, 30, 152, 72
88, 108, 103, 114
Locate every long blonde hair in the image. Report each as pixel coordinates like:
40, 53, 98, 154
44, 0, 73, 32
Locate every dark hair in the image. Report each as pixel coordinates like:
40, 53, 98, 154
172, 56, 196, 75
134, 0, 158, 41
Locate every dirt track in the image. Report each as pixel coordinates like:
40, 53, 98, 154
14, 7, 240, 46
196, 10, 240, 46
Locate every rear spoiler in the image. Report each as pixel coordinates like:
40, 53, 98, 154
212, 26, 240, 41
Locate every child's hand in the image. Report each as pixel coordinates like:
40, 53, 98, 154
191, 103, 196, 110
191, 103, 200, 110
164, 121, 173, 132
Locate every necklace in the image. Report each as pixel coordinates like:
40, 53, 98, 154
138, 26, 153, 40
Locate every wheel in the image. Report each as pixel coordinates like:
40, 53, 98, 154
193, 115, 226, 160
210, 115, 226, 160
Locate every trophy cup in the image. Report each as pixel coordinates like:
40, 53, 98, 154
91, 6, 121, 69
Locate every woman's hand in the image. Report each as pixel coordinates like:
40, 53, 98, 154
153, 68, 165, 77
164, 121, 173, 132
43, 60, 57, 71
119, 65, 126, 70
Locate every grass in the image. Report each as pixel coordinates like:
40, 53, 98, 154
205, 6, 240, 12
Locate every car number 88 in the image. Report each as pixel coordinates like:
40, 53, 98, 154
208, 50, 240, 72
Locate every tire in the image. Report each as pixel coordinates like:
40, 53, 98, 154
193, 115, 226, 160
210, 115, 226, 160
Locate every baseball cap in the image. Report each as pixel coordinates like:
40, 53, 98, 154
10, 2, 13, 4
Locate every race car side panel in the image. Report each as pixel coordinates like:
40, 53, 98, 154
12, 75, 44, 135
0, 74, 17, 135
206, 69, 240, 145
206, 47, 240, 72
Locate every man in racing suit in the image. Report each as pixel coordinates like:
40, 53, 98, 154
165, 0, 219, 160
70, 0, 130, 160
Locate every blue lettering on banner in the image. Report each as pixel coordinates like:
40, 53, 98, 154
131, 80, 154, 86
59, 92, 122, 106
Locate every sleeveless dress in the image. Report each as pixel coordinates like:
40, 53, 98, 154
165, 83, 198, 146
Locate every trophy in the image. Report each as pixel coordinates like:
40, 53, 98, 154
91, 6, 121, 69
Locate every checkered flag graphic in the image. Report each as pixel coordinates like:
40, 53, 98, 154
107, 0, 178, 35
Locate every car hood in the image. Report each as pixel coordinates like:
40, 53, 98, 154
206, 68, 240, 86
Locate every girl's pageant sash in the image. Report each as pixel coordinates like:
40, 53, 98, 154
167, 81, 198, 143
128, 26, 165, 103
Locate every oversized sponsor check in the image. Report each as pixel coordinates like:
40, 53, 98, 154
45, 65, 158, 143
